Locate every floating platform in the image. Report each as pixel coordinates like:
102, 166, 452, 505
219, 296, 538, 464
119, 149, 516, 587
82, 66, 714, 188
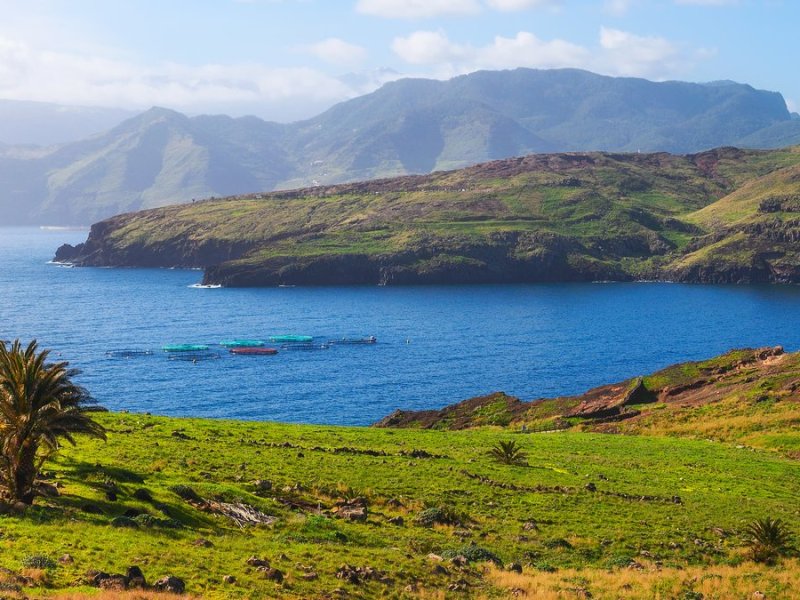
220, 339, 265, 348
229, 347, 278, 356
163, 344, 209, 352
269, 335, 313, 343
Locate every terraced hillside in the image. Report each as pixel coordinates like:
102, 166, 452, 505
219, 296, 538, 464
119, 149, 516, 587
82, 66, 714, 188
56, 146, 800, 285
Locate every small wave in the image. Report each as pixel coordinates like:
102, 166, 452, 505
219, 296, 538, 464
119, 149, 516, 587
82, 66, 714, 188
188, 283, 222, 289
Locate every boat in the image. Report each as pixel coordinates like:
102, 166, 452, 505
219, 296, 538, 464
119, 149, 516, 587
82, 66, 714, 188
229, 347, 278, 356
328, 336, 377, 345
106, 349, 154, 358
162, 344, 209, 352
279, 342, 330, 351
269, 335, 313, 343
220, 339, 265, 348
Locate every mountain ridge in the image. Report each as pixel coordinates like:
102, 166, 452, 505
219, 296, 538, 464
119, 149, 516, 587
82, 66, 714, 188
4, 68, 800, 225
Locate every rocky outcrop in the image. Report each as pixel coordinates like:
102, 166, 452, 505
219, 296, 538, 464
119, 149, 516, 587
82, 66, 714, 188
375, 347, 794, 431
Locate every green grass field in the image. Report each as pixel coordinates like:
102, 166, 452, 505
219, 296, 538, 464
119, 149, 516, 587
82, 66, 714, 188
2, 411, 798, 598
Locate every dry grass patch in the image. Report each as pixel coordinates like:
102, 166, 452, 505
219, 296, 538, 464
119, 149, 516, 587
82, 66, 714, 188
486, 560, 800, 599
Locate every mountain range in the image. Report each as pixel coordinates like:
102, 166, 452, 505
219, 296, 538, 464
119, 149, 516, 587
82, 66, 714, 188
4, 68, 800, 225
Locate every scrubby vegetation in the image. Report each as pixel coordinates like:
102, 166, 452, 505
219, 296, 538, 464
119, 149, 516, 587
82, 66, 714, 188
58, 146, 800, 286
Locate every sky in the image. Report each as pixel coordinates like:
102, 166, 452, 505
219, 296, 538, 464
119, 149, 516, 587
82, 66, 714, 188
0, 0, 797, 122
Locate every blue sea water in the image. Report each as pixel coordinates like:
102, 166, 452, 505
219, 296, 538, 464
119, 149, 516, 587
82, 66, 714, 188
1, 227, 799, 425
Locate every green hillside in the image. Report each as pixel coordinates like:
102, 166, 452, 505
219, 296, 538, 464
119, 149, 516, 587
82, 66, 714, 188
1, 407, 798, 599
57, 146, 800, 286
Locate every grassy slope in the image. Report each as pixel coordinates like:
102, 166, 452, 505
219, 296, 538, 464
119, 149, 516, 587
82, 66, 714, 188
1, 408, 799, 599
77, 147, 800, 283
383, 348, 800, 458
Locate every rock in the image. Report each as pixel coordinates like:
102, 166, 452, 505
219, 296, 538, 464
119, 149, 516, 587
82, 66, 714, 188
58, 554, 74, 565
300, 571, 318, 581
105, 490, 117, 502
126, 566, 147, 589
450, 555, 468, 568
511, 588, 527, 597
508, 562, 523, 573
752, 592, 766, 600
153, 575, 185, 594
246, 556, 270, 568
584, 482, 597, 492
37, 482, 60, 497
260, 567, 284, 583
427, 553, 444, 562
99, 574, 128, 591
432, 564, 449, 575
223, 575, 236, 584
388, 516, 404, 526
522, 521, 539, 531
334, 497, 368, 522
192, 538, 213, 547
253, 479, 272, 492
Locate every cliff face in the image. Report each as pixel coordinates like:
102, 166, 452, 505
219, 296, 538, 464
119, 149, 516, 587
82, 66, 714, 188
53, 147, 800, 286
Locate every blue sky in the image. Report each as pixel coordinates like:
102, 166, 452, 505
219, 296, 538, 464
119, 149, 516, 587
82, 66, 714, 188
0, 0, 796, 121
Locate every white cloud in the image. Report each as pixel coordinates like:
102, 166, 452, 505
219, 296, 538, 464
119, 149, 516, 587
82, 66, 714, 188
355, 0, 481, 19
306, 38, 367, 66
603, 0, 636, 16
485, 0, 560, 10
598, 27, 681, 78
0, 34, 359, 120
393, 30, 587, 72
392, 30, 470, 64
392, 27, 701, 82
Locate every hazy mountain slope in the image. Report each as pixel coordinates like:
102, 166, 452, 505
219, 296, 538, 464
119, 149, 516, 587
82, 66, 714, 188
0, 99, 135, 146
12, 108, 293, 224
4, 68, 800, 225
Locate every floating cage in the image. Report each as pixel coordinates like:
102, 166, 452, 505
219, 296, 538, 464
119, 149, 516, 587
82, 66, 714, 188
220, 339, 265, 348
328, 336, 377, 345
167, 350, 222, 362
106, 349, 154, 358
279, 342, 330, 351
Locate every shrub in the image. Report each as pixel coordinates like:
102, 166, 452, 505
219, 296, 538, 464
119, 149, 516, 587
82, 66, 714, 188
488, 440, 528, 466
745, 517, 793, 564
21, 554, 56, 569
110, 516, 139, 528
441, 545, 502, 565
415, 506, 465, 527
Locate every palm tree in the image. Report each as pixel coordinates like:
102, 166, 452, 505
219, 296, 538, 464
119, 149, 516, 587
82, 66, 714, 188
0, 340, 105, 505
745, 517, 794, 564
489, 440, 528, 466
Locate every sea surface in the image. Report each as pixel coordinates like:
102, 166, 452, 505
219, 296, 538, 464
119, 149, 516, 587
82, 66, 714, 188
2, 227, 800, 425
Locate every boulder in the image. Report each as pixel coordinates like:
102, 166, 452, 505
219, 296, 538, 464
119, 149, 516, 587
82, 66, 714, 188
126, 566, 147, 589
153, 575, 185, 594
